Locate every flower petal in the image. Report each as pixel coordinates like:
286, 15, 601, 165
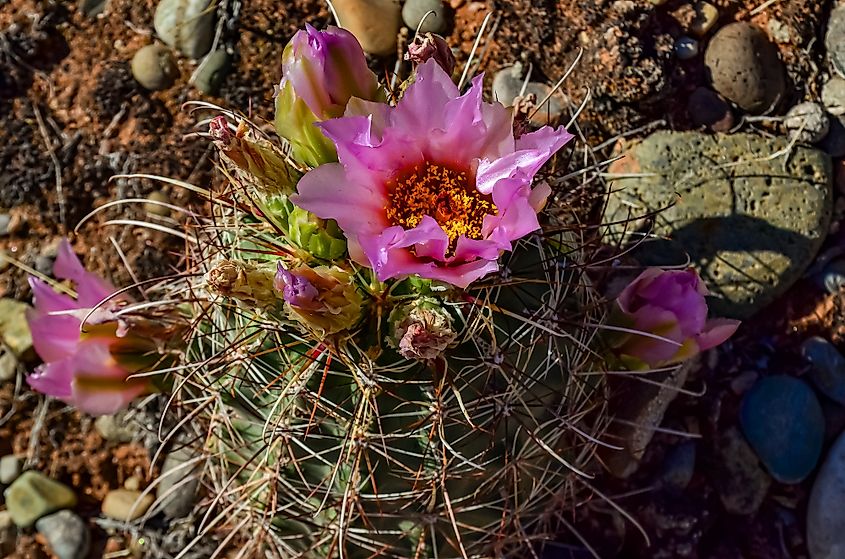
54, 240, 116, 307
27, 359, 75, 399
27, 308, 81, 363
28, 277, 76, 313
696, 318, 740, 351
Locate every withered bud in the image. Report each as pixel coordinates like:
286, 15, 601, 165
206, 260, 283, 309
405, 33, 456, 76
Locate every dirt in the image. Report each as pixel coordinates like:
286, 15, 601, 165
0, 0, 842, 557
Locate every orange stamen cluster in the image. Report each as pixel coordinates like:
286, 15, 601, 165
385, 162, 496, 250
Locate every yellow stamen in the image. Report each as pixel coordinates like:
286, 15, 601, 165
384, 162, 496, 250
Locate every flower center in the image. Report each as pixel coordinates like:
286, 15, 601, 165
384, 161, 497, 248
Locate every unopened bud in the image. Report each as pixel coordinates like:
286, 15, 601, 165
206, 260, 283, 308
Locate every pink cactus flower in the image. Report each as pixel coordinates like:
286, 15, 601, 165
613, 268, 740, 368
292, 59, 573, 288
26, 240, 154, 415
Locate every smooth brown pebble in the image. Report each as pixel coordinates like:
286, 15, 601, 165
332, 0, 401, 56
101, 490, 154, 521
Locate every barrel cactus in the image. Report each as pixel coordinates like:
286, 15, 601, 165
17, 22, 738, 559
167, 24, 612, 558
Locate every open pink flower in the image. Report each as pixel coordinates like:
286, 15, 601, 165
291, 59, 573, 288
26, 240, 154, 415
613, 268, 740, 368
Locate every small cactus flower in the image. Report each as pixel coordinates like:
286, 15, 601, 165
611, 268, 740, 368
292, 59, 573, 288
209, 117, 299, 195
274, 24, 382, 168
25, 240, 157, 416
405, 33, 456, 76
388, 297, 457, 361
206, 260, 283, 309
274, 263, 364, 336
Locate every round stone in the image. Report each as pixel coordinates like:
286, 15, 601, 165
332, 0, 401, 56
402, 0, 448, 35
101, 489, 155, 521
522, 82, 565, 125
35, 510, 90, 559
687, 87, 733, 131
740, 375, 824, 484
784, 102, 830, 144
822, 78, 845, 116
802, 336, 845, 405
704, 22, 786, 114
153, 0, 215, 59
491, 63, 524, 106
4, 471, 77, 528
194, 49, 231, 95
688, 2, 718, 37
131, 44, 178, 91
674, 36, 699, 60
826, 6, 845, 78
0, 455, 22, 485
809, 429, 845, 558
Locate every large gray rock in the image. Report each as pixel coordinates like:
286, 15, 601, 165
808, 430, 845, 558
826, 6, 845, 79
153, 0, 215, 60
155, 447, 202, 519
605, 131, 833, 318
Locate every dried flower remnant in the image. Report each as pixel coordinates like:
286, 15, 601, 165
405, 33, 456, 76
388, 297, 457, 360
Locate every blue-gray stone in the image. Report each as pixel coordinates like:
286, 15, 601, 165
802, 337, 845, 405
740, 375, 824, 483
809, 430, 845, 558
816, 258, 845, 294
659, 440, 697, 490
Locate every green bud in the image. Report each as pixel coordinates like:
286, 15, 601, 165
287, 206, 347, 261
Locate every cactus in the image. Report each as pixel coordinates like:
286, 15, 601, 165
171, 25, 610, 559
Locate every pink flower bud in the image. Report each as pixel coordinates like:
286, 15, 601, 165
274, 24, 382, 167
612, 268, 740, 368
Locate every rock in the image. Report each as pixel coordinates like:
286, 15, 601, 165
402, 0, 448, 34
704, 23, 786, 114
0, 510, 14, 556
124, 476, 141, 491
144, 190, 172, 216
826, 5, 845, 79
659, 440, 696, 491
808, 429, 845, 558
687, 87, 733, 131
101, 489, 155, 521
601, 361, 694, 478
0, 347, 18, 382
767, 18, 792, 44
156, 447, 201, 518
0, 214, 10, 236
803, 337, 845, 405
153, 0, 215, 59
332, 0, 401, 56
78, 0, 107, 17
0, 455, 22, 485
94, 413, 136, 443
822, 399, 845, 444
688, 2, 718, 37
816, 258, 845, 293
131, 44, 178, 91
823, 78, 845, 116
0, 299, 33, 358
492, 63, 524, 105
820, 116, 845, 158
194, 48, 231, 95
730, 370, 759, 395
674, 36, 699, 60
714, 427, 771, 515
35, 510, 90, 559
604, 132, 832, 318
740, 375, 824, 483
4, 471, 77, 528
784, 102, 830, 144
34, 254, 55, 276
